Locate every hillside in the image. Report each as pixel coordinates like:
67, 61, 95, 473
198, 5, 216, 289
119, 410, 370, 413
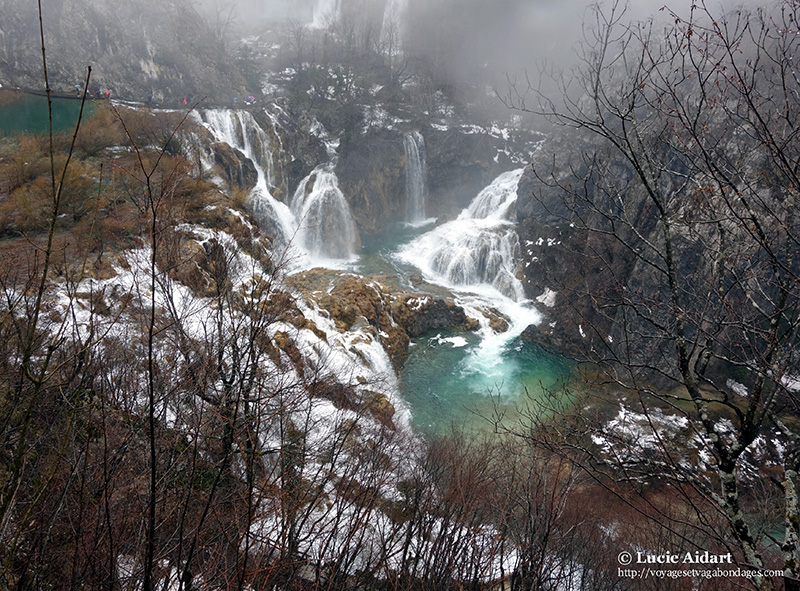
0, 0, 247, 103
0, 0, 799, 589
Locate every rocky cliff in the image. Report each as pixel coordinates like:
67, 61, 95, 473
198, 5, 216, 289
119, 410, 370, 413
0, 0, 248, 104
515, 120, 788, 385
336, 123, 538, 237
514, 128, 633, 357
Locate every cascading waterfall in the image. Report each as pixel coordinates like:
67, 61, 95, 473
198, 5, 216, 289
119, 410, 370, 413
199, 109, 360, 266
403, 131, 428, 223
397, 168, 541, 393
292, 165, 359, 262
424, 227, 523, 299
196, 109, 559, 433
200, 109, 275, 182
398, 168, 526, 300
199, 109, 296, 250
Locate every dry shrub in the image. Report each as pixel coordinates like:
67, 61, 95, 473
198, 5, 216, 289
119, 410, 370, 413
174, 175, 219, 216
0, 135, 50, 194
230, 186, 249, 210
114, 106, 186, 151
58, 159, 99, 221
97, 200, 142, 248
0, 239, 40, 286
75, 104, 125, 156
0, 155, 99, 235
0, 89, 24, 109
3, 176, 51, 233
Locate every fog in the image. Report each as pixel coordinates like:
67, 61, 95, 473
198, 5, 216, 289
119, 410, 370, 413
207, 0, 690, 79
209, 0, 684, 50
193, 0, 763, 114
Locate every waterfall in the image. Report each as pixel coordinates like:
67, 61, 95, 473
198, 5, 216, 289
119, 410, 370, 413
461, 170, 518, 221
200, 109, 276, 184
404, 131, 428, 223
199, 110, 360, 265
397, 168, 540, 389
398, 169, 525, 300
311, 0, 341, 27
199, 110, 296, 250
292, 165, 359, 261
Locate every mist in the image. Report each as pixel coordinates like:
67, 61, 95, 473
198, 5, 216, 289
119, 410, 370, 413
200, 0, 673, 62
202, 0, 685, 108
188, 0, 762, 120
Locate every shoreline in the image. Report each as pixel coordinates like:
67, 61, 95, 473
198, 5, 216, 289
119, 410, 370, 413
0, 86, 261, 110
0, 87, 84, 102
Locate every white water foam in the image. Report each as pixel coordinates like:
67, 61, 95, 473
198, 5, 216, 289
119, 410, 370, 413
292, 165, 359, 264
398, 168, 527, 301
199, 109, 296, 248
396, 168, 541, 386
198, 109, 359, 269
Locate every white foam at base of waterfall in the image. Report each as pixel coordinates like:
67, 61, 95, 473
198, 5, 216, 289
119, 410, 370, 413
457, 296, 541, 383
396, 168, 541, 389
292, 165, 359, 266
399, 217, 437, 230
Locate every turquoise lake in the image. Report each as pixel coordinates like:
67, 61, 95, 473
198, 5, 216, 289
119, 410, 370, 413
353, 221, 573, 436
0, 92, 95, 136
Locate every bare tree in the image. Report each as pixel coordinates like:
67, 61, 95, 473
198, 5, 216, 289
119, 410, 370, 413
505, 1, 800, 589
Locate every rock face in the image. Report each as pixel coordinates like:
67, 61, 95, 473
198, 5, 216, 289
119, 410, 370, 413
336, 128, 406, 236
336, 125, 535, 238
516, 211, 631, 357
251, 104, 328, 204
514, 123, 615, 355
514, 125, 724, 369
425, 129, 509, 216
0, 0, 248, 104
513, 121, 648, 357
322, 277, 411, 368
286, 270, 474, 370
391, 295, 467, 338
211, 142, 258, 192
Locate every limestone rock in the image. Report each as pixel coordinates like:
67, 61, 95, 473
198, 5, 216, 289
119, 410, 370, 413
362, 390, 396, 431
211, 142, 258, 192
273, 330, 304, 373
0, 0, 248, 104
319, 276, 410, 369
336, 128, 406, 237
391, 295, 467, 338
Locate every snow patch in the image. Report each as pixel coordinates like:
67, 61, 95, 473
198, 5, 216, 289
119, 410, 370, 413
406, 296, 431, 311
726, 379, 749, 397
535, 287, 557, 308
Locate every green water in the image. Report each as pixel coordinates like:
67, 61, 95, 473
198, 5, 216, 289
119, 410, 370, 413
352, 221, 574, 436
401, 329, 571, 436
360, 221, 435, 256
0, 93, 95, 136
352, 221, 435, 279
